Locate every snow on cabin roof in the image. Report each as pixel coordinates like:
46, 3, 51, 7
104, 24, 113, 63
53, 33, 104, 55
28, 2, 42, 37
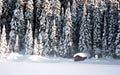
73, 53, 87, 58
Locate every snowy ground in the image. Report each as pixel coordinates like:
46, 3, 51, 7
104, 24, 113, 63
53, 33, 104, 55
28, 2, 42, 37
0, 53, 120, 75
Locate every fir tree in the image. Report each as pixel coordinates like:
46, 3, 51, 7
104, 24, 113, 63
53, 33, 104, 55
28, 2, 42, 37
59, 7, 65, 57
50, 19, 58, 56
0, 25, 9, 54
71, 0, 78, 53
102, 0, 111, 57
108, 1, 119, 57
115, 1, 120, 57
64, 2, 74, 57
9, 18, 17, 52
49, 0, 61, 57
79, 4, 92, 57
93, 6, 102, 57
11, 0, 25, 51
25, 21, 33, 55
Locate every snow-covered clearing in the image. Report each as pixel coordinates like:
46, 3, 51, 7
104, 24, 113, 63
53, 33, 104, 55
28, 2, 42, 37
0, 53, 120, 75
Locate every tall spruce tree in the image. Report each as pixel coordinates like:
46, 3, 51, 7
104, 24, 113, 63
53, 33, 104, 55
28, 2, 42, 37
108, 1, 119, 57
50, 0, 61, 57
9, 18, 17, 52
13, 0, 25, 51
59, 7, 65, 57
25, 21, 33, 55
93, 6, 102, 57
64, 2, 74, 57
24, 0, 34, 55
0, 25, 9, 54
115, 1, 120, 57
102, 0, 111, 58
79, 4, 92, 57
71, 0, 78, 53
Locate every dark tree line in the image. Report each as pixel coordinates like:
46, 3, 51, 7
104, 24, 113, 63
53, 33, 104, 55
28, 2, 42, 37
0, 0, 120, 58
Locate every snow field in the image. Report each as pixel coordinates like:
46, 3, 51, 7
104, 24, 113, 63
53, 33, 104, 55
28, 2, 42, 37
0, 53, 120, 75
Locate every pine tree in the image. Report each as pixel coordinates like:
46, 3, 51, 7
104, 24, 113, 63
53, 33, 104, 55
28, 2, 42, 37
93, 6, 102, 57
25, 21, 33, 55
75, 0, 84, 54
0, 25, 9, 54
50, 19, 57, 56
101, 1, 111, 58
71, 0, 78, 53
49, 0, 61, 57
59, 7, 65, 57
115, 25, 120, 57
9, 18, 17, 52
108, 1, 119, 57
24, 0, 34, 55
79, 4, 92, 57
102, 11, 108, 57
115, 1, 120, 57
64, 2, 74, 57
40, 0, 51, 56
11, 0, 25, 51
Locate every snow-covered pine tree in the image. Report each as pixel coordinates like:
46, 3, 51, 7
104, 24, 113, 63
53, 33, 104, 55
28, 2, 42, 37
102, 0, 111, 57
102, 10, 108, 58
24, 0, 34, 55
25, 21, 33, 55
9, 18, 17, 52
115, 21, 120, 57
59, 7, 65, 57
11, 0, 25, 52
53, 0, 61, 50
71, 0, 78, 53
42, 19, 50, 56
75, 0, 84, 54
64, 2, 74, 57
79, 4, 87, 53
0, 25, 9, 54
50, 19, 58, 56
49, 0, 61, 57
108, 1, 119, 57
39, 0, 51, 56
93, 6, 102, 57
115, 1, 120, 57
79, 4, 92, 57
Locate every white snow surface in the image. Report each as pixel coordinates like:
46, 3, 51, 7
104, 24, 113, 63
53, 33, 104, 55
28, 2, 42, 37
0, 53, 120, 75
